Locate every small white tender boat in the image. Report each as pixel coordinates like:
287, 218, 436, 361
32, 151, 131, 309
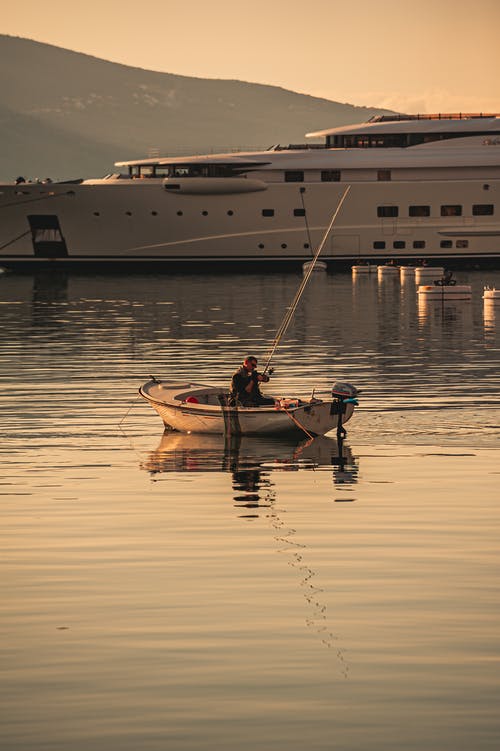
302, 259, 327, 273
414, 266, 444, 284
377, 264, 399, 277
399, 266, 416, 280
139, 380, 358, 436
352, 264, 376, 275
417, 284, 472, 300
483, 287, 500, 301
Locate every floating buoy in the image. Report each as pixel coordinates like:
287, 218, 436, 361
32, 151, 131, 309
483, 287, 500, 301
303, 260, 327, 274
415, 267, 444, 284
352, 264, 375, 275
418, 284, 472, 300
377, 264, 399, 277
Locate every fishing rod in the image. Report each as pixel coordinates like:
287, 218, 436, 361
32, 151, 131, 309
262, 185, 351, 375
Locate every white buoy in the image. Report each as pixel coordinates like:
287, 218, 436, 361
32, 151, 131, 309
377, 264, 399, 278
302, 260, 327, 274
414, 267, 444, 284
400, 266, 416, 280
352, 264, 376, 275
483, 287, 500, 301
417, 284, 472, 300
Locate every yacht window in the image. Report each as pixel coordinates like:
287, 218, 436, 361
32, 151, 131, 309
284, 171, 304, 182
155, 166, 171, 177
172, 167, 191, 177
328, 128, 500, 149
377, 206, 399, 217
456, 239, 469, 248
377, 170, 391, 181
441, 205, 462, 216
393, 241, 406, 249
262, 209, 275, 217
413, 240, 426, 249
409, 205, 430, 217
472, 204, 494, 215
321, 170, 341, 182
373, 241, 386, 250
130, 165, 156, 178
440, 240, 453, 248
293, 208, 306, 217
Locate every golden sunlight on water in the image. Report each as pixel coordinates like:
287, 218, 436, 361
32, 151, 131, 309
1, 270, 499, 750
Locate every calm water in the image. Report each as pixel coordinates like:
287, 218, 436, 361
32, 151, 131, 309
1, 269, 500, 750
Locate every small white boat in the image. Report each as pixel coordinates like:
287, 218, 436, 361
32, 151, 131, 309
418, 284, 472, 300
414, 266, 445, 284
399, 266, 416, 280
139, 380, 358, 436
352, 264, 376, 275
377, 264, 399, 277
303, 260, 327, 273
483, 287, 500, 301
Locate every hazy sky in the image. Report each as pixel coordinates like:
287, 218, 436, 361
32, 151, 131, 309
3, 0, 500, 112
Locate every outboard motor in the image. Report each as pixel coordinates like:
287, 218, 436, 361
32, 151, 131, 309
331, 382, 359, 400
330, 382, 360, 439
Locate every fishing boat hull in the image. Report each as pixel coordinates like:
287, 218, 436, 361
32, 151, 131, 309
139, 380, 355, 436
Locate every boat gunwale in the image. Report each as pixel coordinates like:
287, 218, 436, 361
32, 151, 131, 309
138, 385, 319, 416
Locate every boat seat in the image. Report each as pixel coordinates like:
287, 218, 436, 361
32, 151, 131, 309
177, 390, 225, 406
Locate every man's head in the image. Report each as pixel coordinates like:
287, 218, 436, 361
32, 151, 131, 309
243, 356, 258, 372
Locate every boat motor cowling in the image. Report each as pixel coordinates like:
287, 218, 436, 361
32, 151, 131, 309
331, 382, 359, 400
330, 382, 359, 439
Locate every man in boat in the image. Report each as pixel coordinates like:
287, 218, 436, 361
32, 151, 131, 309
229, 356, 274, 407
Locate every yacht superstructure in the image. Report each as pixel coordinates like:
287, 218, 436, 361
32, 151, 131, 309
1, 113, 499, 266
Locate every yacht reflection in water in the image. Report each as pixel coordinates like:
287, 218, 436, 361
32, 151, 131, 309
141, 432, 358, 507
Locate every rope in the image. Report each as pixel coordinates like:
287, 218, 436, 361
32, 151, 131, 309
299, 188, 313, 256
0, 229, 31, 252
262, 185, 351, 374
118, 393, 141, 427
283, 408, 314, 439
0, 190, 75, 211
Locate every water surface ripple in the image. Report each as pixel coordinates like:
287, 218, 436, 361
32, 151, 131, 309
1, 269, 499, 751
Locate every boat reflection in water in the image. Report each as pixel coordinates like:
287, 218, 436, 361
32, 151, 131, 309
141, 432, 358, 506
141, 431, 358, 668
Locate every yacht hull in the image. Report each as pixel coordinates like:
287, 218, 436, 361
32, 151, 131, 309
1, 178, 499, 266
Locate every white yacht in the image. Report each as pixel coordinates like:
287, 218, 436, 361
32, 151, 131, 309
1, 113, 499, 266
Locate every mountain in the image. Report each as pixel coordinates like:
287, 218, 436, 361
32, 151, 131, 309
0, 35, 392, 181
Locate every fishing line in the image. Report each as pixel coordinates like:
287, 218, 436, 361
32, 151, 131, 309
262, 185, 351, 374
